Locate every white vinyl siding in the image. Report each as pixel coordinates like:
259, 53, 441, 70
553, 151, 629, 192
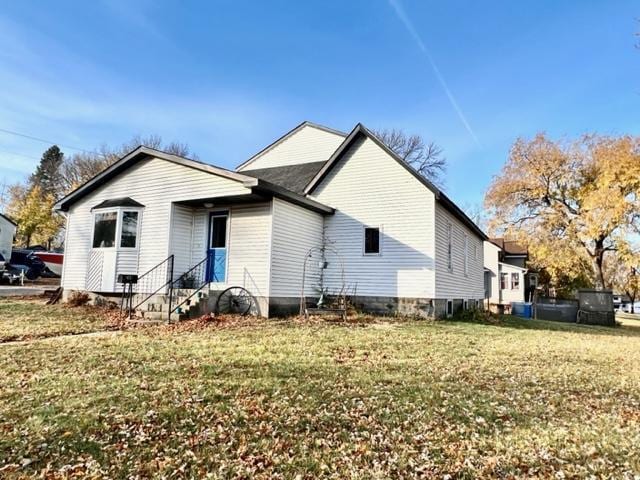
312, 135, 436, 299
483, 241, 501, 305
238, 125, 345, 171
62, 157, 249, 291
499, 262, 527, 304
169, 204, 195, 281
269, 198, 324, 297
435, 203, 484, 299
188, 203, 272, 314
226, 204, 272, 304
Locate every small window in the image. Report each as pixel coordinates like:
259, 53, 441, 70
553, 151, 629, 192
92, 211, 117, 248
447, 223, 453, 271
120, 211, 139, 248
446, 299, 453, 317
511, 273, 520, 290
364, 227, 380, 255
500, 273, 509, 290
463, 299, 468, 311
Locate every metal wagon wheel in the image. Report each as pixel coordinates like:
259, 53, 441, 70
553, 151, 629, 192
215, 286, 254, 315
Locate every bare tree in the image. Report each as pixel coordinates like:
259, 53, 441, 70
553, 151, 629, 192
460, 201, 488, 232
373, 128, 446, 186
61, 135, 197, 193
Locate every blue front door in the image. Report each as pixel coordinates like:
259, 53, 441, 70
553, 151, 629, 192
207, 212, 228, 282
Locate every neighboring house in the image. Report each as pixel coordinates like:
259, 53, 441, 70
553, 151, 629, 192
484, 237, 535, 311
0, 213, 17, 261
54, 121, 487, 319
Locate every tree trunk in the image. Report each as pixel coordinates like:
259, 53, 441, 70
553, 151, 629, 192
592, 238, 606, 290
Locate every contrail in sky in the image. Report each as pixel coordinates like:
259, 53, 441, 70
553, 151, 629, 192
388, 0, 481, 147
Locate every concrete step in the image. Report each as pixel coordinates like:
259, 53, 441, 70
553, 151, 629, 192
133, 289, 213, 323
140, 310, 186, 322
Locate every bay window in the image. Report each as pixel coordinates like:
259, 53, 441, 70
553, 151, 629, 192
92, 208, 141, 249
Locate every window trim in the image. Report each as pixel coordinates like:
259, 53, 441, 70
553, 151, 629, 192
363, 225, 382, 256
511, 272, 520, 290
119, 210, 142, 249
463, 234, 469, 277
500, 272, 509, 290
91, 206, 143, 251
447, 222, 453, 272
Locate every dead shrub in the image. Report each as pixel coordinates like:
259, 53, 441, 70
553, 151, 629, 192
67, 291, 90, 307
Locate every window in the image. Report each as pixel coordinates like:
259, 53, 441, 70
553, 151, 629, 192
500, 273, 509, 290
92, 211, 117, 248
447, 223, 453, 271
120, 211, 139, 248
511, 273, 520, 290
92, 208, 142, 249
210, 215, 227, 248
463, 299, 468, 311
530, 274, 538, 287
364, 227, 380, 255
446, 299, 453, 317
463, 234, 469, 275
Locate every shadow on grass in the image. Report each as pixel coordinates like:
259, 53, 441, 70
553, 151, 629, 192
450, 314, 640, 338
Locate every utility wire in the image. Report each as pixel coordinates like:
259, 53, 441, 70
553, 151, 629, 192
0, 148, 41, 162
0, 127, 105, 156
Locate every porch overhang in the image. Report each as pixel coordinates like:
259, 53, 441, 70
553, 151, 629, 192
175, 180, 335, 215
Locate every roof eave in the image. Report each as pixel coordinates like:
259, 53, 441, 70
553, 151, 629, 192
0, 213, 17, 226
251, 179, 334, 215
54, 146, 256, 212
303, 123, 487, 240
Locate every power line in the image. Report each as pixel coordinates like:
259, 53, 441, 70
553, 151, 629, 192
0, 148, 41, 162
0, 127, 104, 156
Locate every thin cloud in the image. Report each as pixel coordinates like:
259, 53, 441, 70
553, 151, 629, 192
388, 0, 480, 147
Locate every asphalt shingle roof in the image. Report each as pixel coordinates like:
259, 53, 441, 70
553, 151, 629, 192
242, 161, 327, 195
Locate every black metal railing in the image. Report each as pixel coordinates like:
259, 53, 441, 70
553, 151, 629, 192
168, 253, 212, 317
127, 255, 174, 314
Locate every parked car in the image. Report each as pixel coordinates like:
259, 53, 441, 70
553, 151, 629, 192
0, 253, 5, 274
8, 249, 47, 280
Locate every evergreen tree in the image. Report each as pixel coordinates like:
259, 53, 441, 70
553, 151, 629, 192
30, 145, 64, 199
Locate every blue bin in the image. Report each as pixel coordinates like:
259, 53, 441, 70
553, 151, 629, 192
512, 302, 532, 318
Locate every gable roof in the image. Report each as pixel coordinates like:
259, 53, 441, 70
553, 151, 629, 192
0, 212, 16, 226
242, 161, 326, 195
235, 121, 347, 171
54, 146, 333, 214
304, 123, 488, 240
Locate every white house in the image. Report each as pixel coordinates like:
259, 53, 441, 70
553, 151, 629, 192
54, 122, 487, 319
0, 213, 17, 261
483, 238, 529, 311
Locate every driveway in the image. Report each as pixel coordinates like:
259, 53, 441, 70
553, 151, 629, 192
0, 285, 50, 296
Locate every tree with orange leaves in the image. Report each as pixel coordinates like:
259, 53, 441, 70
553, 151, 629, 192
485, 133, 640, 290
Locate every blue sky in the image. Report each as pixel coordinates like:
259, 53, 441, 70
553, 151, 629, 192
0, 1, 638, 209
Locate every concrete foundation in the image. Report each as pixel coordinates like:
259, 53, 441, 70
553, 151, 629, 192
62, 288, 484, 321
